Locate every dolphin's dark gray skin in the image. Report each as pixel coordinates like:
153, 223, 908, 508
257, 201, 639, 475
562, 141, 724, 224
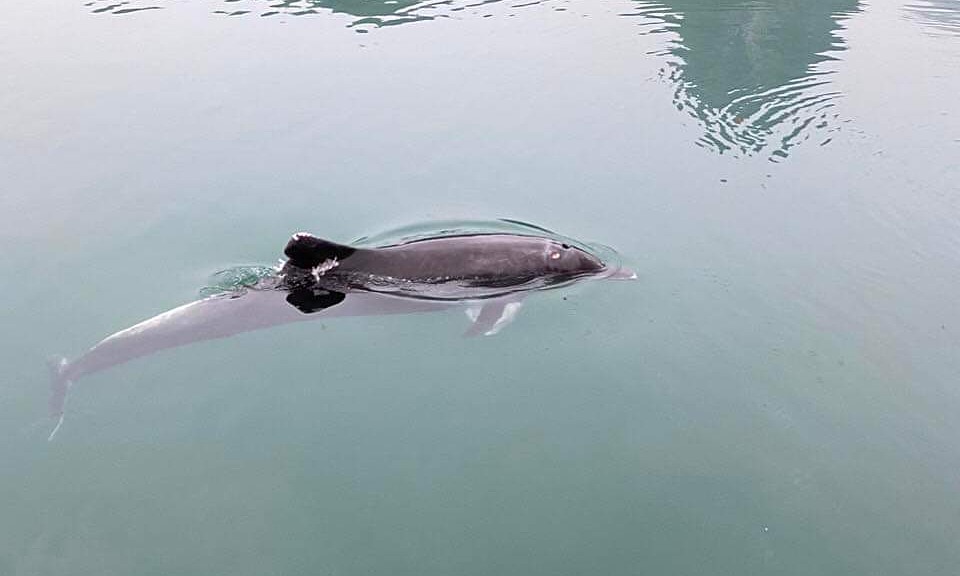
280, 232, 609, 300
47, 230, 634, 440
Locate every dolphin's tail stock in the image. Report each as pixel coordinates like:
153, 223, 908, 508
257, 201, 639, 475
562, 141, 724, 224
47, 356, 72, 441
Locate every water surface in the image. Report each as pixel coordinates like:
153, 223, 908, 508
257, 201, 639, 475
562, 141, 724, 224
2, 0, 959, 574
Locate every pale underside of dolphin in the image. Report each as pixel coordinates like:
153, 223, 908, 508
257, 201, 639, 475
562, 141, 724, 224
47, 231, 634, 440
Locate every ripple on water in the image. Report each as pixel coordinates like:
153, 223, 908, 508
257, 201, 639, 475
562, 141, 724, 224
631, 0, 863, 161
84, 0, 562, 29
905, 0, 960, 36
200, 265, 281, 296
83, 0, 872, 163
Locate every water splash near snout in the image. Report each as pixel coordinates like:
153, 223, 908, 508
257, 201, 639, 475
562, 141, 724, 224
583, 242, 637, 281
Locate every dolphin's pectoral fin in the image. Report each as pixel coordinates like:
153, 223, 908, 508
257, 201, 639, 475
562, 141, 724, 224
46, 356, 71, 442
285, 288, 347, 314
463, 298, 524, 337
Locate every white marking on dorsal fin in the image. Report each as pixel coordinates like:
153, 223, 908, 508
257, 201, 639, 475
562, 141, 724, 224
311, 258, 340, 282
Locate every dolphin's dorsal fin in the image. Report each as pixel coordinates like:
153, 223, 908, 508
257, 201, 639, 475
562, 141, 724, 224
284, 233, 357, 269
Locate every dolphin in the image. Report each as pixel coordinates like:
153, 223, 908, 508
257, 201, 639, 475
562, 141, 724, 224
47, 230, 634, 439
279, 231, 617, 294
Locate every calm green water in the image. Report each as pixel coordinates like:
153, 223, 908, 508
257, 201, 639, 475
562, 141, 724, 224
3, 0, 960, 574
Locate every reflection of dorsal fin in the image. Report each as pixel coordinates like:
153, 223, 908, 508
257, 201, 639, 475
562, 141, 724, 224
285, 288, 346, 314
284, 233, 357, 268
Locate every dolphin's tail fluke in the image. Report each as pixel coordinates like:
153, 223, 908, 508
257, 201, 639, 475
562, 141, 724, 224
47, 356, 72, 441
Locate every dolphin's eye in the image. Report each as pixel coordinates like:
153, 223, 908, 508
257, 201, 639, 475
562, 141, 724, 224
550, 252, 561, 260
561, 244, 571, 250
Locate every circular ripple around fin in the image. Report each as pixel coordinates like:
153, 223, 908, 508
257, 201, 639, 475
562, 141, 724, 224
199, 265, 281, 297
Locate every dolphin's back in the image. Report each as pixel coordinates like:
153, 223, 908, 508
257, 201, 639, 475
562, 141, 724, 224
344, 234, 555, 284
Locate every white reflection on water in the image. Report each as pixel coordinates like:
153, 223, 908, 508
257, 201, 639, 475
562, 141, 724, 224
628, 0, 862, 161
905, 0, 960, 36
83, 0, 872, 162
